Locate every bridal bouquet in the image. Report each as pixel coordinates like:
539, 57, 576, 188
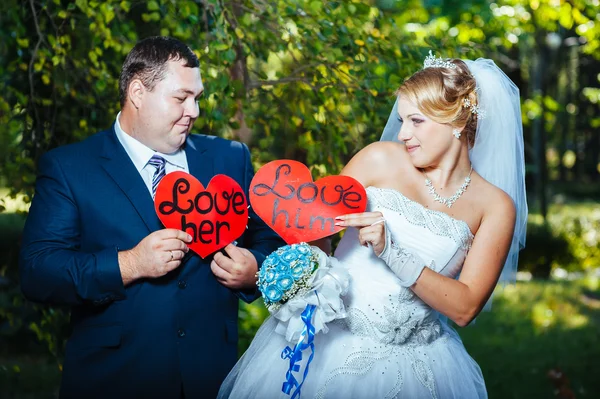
257, 242, 350, 342
258, 243, 320, 312
257, 243, 350, 396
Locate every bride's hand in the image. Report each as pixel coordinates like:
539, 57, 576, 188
335, 212, 386, 256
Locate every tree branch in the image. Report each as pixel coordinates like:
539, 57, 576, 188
247, 76, 311, 89
28, 0, 47, 144
236, 3, 281, 35
220, 0, 249, 89
39, 1, 59, 36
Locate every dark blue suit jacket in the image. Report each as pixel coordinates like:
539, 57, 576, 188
19, 126, 284, 398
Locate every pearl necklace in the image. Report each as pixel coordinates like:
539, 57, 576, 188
423, 166, 473, 208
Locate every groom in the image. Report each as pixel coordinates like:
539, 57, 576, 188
19, 36, 284, 398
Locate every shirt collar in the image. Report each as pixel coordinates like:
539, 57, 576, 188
114, 112, 187, 171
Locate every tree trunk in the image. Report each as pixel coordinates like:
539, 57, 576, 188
557, 62, 568, 182
531, 43, 548, 220
227, 1, 253, 144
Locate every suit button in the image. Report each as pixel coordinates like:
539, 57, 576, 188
178, 329, 185, 338
178, 280, 187, 289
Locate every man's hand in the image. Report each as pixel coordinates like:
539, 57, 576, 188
210, 244, 258, 290
119, 229, 192, 285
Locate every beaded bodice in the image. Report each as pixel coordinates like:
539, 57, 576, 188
333, 186, 474, 346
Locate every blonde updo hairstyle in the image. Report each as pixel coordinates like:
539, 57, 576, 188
395, 59, 479, 147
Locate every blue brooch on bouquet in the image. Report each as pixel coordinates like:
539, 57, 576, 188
257, 243, 350, 398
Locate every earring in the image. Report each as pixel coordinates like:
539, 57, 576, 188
452, 128, 461, 139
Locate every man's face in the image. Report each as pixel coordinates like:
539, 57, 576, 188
137, 59, 204, 154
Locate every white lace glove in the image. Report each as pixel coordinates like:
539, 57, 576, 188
377, 223, 427, 287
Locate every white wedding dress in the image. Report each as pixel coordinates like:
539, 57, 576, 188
218, 187, 487, 398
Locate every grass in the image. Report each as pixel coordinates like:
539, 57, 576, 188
459, 278, 600, 399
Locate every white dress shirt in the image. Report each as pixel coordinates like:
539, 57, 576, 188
114, 112, 189, 196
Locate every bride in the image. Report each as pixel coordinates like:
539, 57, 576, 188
218, 52, 527, 398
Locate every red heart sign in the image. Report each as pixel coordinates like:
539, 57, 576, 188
249, 160, 367, 244
154, 172, 248, 258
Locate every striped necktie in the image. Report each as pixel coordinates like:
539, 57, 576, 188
148, 154, 166, 197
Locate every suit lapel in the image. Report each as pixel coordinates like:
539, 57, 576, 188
100, 126, 162, 233
185, 135, 215, 187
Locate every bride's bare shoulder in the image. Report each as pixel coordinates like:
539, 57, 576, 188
474, 174, 517, 222
348, 141, 407, 167
341, 141, 408, 186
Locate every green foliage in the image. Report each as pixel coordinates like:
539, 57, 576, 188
547, 203, 600, 272
1, 0, 600, 394
520, 218, 573, 278
1, 0, 599, 194
461, 279, 600, 399
238, 298, 270, 357
0, 212, 68, 361
520, 203, 600, 277
0, 357, 60, 399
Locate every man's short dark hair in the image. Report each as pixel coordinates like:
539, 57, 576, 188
119, 36, 200, 107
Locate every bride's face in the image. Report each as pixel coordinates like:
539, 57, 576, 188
396, 97, 454, 167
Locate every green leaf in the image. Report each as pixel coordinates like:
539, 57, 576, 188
75, 0, 88, 12
559, 3, 573, 30
310, 1, 322, 14
213, 43, 229, 51
16, 38, 29, 48
95, 79, 107, 91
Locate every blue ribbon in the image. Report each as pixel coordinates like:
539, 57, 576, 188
280, 304, 317, 398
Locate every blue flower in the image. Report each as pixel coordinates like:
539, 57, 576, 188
291, 264, 307, 280
296, 244, 311, 255
276, 275, 294, 291
263, 285, 283, 303
267, 251, 283, 266
276, 261, 290, 273
261, 268, 276, 283
281, 249, 300, 263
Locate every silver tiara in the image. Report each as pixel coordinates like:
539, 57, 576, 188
424, 51, 486, 118
423, 50, 457, 70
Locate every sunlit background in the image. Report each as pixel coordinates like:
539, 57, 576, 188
1, 0, 599, 398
